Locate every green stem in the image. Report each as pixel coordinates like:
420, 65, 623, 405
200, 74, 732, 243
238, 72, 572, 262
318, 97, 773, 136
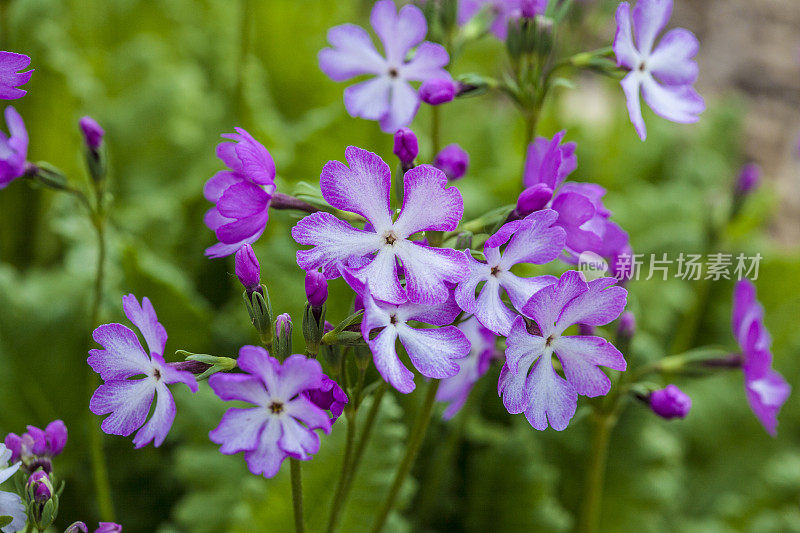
290, 458, 305, 533
371, 380, 439, 533
326, 409, 357, 533
87, 218, 115, 522
579, 410, 616, 533
431, 106, 441, 158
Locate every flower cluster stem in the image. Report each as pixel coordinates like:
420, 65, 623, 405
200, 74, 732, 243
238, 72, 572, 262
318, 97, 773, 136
371, 379, 440, 533
579, 410, 617, 533
290, 458, 305, 533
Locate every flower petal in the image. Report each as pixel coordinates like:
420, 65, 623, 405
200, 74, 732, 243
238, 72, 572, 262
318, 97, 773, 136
523, 357, 577, 431
378, 79, 419, 133
215, 209, 269, 245
369, 326, 416, 394
344, 76, 392, 122
746, 370, 791, 436
0, 490, 26, 533
454, 252, 489, 314
208, 373, 270, 406
555, 276, 627, 332
243, 418, 287, 478
349, 247, 406, 304
209, 407, 268, 454
132, 381, 176, 448
394, 164, 463, 237
499, 273, 556, 313
473, 276, 517, 336
620, 72, 646, 140
372, 0, 427, 65
90, 379, 155, 437
203, 171, 244, 202
632, 0, 672, 56
398, 291, 461, 326
395, 241, 468, 305
278, 416, 321, 459
648, 28, 699, 85
402, 41, 450, 81
319, 24, 386, 81
216, 181, 271, 219
88, 324, 152, 380
613, 2, 639, 69
122, 294, 168, 357
552, 336, 626, 397
275, 354, 324, 400
521, 270, 588, 335
396, 324, 467, 379
285, 396, 333, 435
498, 210, 566, 269
641, 75, 704, 124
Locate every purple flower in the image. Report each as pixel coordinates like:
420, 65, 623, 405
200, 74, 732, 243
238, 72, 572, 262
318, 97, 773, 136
433, 144, 469, 180
79, 116, 104, 150
732, 280, 791, 435
455, 210, 565, 335
88, 295, 198, 448
208, 347, 331, 478
304, 375, 348, 422
393, 128, 418, 165
458, 0, 548, 40
519, 132, 630, 266
0, 106, 28, 189
319, 0, 450, 133
736, 163, 760, 194
4, 420, 67, 464
203, 128, 276, 258
234, 244, 261, 291
304, 270, 328, 307
419, 78, 457, 105
613, 0, 705, 140
348, 269, 469, 394
436, 316, 497, 419
292, 146, 467, 305
95, 524, 123, 533
0, 444, 26, 533
649, 384, 691, 419
500, 271, 627, 430
0, 52, 33, 99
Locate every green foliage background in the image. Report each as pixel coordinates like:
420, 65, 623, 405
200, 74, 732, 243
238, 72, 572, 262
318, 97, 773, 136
0, 0, 797, 531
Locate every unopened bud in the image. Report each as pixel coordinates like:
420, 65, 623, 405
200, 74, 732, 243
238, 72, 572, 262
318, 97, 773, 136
516, 183, 553, 216
79, 116, 104, 151
617, 312, 636, 340
649, 385, 691, 419
419, 78, 457, 105
65, 522, 88, 533
235, 244, 261, 293
433, 144, 469, 180
274, 313, 293, 360
27, 470, 53, 503
736, 163, 760, 195
393, 128, 418, 167
304, 270, 328, 308
243, 285, 273, 346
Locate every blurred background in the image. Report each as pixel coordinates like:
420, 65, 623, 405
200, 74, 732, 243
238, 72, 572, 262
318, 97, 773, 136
0, 0, 798, 531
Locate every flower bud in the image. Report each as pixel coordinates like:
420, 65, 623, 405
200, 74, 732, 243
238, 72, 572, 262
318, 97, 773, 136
516, 183, 553, 216
649, 385, 691, 419
617, 311, 636, 340
79, 116, 104, 151
44, 420, 67, 457
27, 470, 52, 503
274, 313, 293, 360
235, 244, 260, 292
419, 78, 457, 105
434, 144, 469, 180
736, 163, 760, 194
304, 270, 328, 308
393, 128, 418, 166
25, 426, 47, 456
65, 522, 89, 533
4, 433, 22, 463
243, 285, 273, 346
96, 523, 123, 533
304, 375, 348, 422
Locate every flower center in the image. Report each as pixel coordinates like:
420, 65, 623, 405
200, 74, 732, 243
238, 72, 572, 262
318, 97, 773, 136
389, 314, 398, 325
269, 401, 284, 415
388, 67, 399, 78
490, 265, 501, 277
637, 60, 647, 72
545, 334, 556, 347
152, 368, 161, 380
383, 230, 399, 246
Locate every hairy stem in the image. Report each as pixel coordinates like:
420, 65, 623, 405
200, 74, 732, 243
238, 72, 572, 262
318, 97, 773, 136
371, 380, 439, 533
290, 458, 305, 533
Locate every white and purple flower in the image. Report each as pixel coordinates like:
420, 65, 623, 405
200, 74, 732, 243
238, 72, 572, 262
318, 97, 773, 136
436, 316, 497, 419
732, 280, 791, 436
455, 210, 564, 336
500, 271, 627, 430
88, 295, 198, 448
0, 106, 28, 189
319, 0, 450, 133
613, 0, 705, 140
0, 444, 25, 533
203, 128, 276, 258
0, 52, 32, 100
208, 347, 331, 478
292, 146, 467, 305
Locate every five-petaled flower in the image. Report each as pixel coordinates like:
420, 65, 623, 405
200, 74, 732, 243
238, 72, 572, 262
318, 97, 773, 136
88, 295, 198, 448
204, 128, 276, 258
613, 0, 704, 140
455, 210, 564, 336
209, 347, 331, 478
319, 0, 450, 133
732, 280, 790, 436
292, 146, 467, 305
0, 52, 33, 100
436, 316, 497, 419
0, 106, 28, 189
500, 271, 627, 430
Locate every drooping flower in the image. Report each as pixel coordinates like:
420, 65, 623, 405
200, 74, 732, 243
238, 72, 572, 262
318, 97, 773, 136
436, 316, 497, 419
203, 128, 276, 258
234, 244, 261, 292
458, 0, 548, 40
649, 384, 691, 419
292, 146, 467, 305
347, 268, 469, 394
208, 347, 331, 478
88, 295, 198, 448
613, 0, 704, 140
500, 271, 627, 430
79, 116, 104, 151
319, 0, 450, 133
732, 280, 791, 436
0, 106, 28, 189
455, 210, 564, 336
433, 144, 469, 181
517, 132, 630, 269
0, 52, 33, 99
304, 375, 348, 422
0, 444, 25, 533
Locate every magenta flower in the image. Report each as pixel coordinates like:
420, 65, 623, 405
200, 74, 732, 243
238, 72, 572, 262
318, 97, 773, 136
419, 78, 457, 105
4, 420, 67, 465
732, 280, 791, 436
649, 385, 691, 419
519, 132, 630, 267
350, 269, 469, 394
736, 163, 760, 195
79, 116, 104, 151
319, 0, 450, 133
393, 128, 418, 165
433, 144, 469, 181
436, 316, 497, 419
95, 524, 122, 533
0, 52, 33, 99
304, 270, 328, 307
458, 0, 547, 40
613, 0, 705, 140
88, 295, 198, 448
203, 128, 276, 258
500, 271, 627, 430
455, 210, 564, 336
304, 375, 348, 422
209, 347, 331, 478
292, 146, 467, 305
0, 106, 28, 189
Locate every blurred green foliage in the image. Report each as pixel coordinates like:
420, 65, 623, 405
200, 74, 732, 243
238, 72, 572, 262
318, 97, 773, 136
0, 0, 797, 531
